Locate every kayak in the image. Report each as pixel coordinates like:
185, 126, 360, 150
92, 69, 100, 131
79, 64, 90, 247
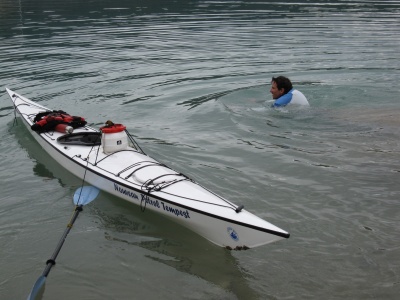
6, 88, 289, 250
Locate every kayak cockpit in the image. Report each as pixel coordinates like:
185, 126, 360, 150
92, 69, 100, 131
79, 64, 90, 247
57, 132, 102, 146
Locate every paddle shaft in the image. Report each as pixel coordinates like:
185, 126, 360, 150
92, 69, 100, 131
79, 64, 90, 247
42, 205, 83, 277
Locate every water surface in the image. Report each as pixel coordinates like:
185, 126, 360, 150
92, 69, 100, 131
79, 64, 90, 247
1, 0, 399, 299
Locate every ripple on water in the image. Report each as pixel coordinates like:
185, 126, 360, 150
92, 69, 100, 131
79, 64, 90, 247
1, 1, 400, 299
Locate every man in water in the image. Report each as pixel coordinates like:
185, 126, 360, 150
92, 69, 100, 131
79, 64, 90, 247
270, 76, 310, 107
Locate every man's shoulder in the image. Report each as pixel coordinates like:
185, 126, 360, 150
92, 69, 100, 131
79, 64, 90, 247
273, 92, 293, 107
290, 89, 309, 106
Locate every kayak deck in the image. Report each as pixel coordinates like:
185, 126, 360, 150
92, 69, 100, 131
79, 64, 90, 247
6, 87, 290, 249
57, 132, 102, 146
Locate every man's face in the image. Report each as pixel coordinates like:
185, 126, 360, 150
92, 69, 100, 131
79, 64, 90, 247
270, 81, 284, 99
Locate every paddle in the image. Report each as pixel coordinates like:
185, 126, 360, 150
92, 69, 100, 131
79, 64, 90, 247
27, 186, 100, 300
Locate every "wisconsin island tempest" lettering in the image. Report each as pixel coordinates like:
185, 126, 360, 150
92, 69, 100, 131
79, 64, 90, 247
160, 202, 190, 219
114, 183, 190, 219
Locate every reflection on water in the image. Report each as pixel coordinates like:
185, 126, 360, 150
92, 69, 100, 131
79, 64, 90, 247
12, 121, 82, 187
99, 207, 261, 299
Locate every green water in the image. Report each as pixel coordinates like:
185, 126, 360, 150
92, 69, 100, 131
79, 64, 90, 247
1, 1, 399, 299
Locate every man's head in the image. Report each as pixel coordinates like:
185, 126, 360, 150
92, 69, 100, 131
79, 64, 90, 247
270, 76, 293, 99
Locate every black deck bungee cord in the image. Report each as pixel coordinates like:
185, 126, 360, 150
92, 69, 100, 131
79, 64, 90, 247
124, 129, 145, 154
78, 132, 102, 198
58, 126, 245, 213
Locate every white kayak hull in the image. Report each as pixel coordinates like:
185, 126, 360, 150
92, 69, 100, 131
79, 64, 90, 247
6, 88, 289, 249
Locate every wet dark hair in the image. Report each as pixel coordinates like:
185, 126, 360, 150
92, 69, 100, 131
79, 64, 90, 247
271, 76, 293, 95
